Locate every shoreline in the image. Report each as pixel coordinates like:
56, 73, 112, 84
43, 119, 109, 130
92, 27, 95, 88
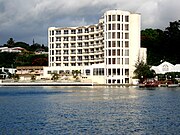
0, 81, 137, 87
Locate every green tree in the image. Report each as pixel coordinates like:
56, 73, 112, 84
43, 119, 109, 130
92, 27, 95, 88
6, 38, 15, 47
164, 20, 180, 64
14, 42, 30, 50
133, 60, 155, 83
141, 29, 164, 65
0, 52, 18, 67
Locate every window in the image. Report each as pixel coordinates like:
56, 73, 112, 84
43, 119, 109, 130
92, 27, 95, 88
71, 50, 76, 54
78, 43, 82, 47
71, 56, 76, 61
125, 78, 129, 83
78, 56, 82, 61
125, 50, 129, 56
85, 28, 89, 33
71, 30, 76, 34
64, 37, 68, 41
112, 24, 116, 30
125, 58, 129, 64
108, 69, 111, 75
86, 69, 90, 75
112, 41, 116, 47
78, 29, 82, 33
48, 71, 51, 74
56, 50, 61, 55
117, 15, 120, 21
56, 30, 61, 35
117, 41, 120, 47
117, 32, 120, 38
125, 33, 129, 39
108, 58, 111, 64
112, 58, 116, 64
71, 63, 76, 66
108, 50, 111, 56
93, 68, 104, 76
71, 37, 76, 41
64, 30, 68, 34
125, 24, 129, 31
64, 56, 68, 61
117, 24, 120, 30
117, 49, 120, 56
125, 16, 129, 22
108, 24, 111, 30
125, 69, 129, 75
64, 43, 68, 48
112, 50, 116, 56
108, 32, 111, 39
56, 37, 61, 41
78, 36, 82, 40
56, 44, 61, 48
125, 41, 129, 48
113, 69, 116, 75
108, 41, 111, 47
108, 15, 111, 21
117, 69, 120, 75
112, 32, 116, 39
112, 15, 116, 21
90, 27, 94, 32
71, 43, 76, 48
77, 49, 82, 54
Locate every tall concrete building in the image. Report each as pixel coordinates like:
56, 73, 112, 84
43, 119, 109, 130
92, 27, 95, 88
45, 10, 146, 84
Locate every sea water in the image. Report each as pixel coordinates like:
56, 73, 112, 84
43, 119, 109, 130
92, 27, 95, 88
0, 86, 180, 134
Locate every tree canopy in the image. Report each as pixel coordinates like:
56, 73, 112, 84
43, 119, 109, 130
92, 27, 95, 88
141, 20, 180, 65
133, 60, 155, 82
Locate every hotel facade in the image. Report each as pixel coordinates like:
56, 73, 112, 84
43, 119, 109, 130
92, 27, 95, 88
45, 10, 146, 84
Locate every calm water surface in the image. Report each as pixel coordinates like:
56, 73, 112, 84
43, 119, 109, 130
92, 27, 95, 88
0, 86, 180, 135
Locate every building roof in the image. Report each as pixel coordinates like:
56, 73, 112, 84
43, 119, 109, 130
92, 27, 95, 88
151, 61, 180, 74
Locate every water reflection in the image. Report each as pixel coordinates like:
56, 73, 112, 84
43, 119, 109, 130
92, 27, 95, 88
0, 86, 180, 134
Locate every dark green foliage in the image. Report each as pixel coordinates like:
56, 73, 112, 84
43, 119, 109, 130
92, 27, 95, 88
0, 52, 18, 67
14, 42, 30, 50
133, 60, 155, 83
142, 20, 180, 65
0, 38, 48, 67
6, 38, 15, 47
15, 54, 48, 66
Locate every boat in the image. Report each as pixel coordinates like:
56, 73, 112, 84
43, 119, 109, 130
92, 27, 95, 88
139, 79, 159, 88
167, 84, 179, 87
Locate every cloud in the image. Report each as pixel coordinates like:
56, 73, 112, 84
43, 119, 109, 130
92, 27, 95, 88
0, 0, 179, 45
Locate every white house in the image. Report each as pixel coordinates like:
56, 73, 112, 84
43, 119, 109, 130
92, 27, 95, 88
151, 61, 180, 74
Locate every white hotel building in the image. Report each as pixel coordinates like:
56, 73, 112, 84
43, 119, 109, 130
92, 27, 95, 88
44, 10, 146, 84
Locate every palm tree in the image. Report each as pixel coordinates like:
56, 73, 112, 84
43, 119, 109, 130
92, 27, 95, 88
72, 70, 81, 79
31, 74, 36, 82
51, 73, 59, 81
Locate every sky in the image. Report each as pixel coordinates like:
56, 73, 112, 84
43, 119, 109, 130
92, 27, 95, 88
0, 0, 179, 46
